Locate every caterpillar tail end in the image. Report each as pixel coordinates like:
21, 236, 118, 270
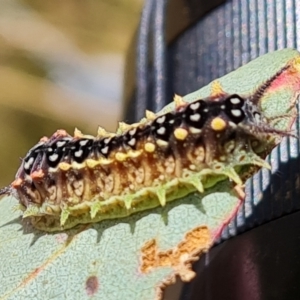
0, 185, 12, 198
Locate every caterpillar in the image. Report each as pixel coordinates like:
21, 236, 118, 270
0, 52, 299, 232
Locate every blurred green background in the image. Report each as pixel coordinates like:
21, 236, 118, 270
0, 0, 142, 186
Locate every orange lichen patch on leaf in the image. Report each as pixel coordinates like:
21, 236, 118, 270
210, 80, 225, 98
140, 226, 212, 282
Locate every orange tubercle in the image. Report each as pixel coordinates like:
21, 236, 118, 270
31, 170, 45, 180
11, 178, 23, 188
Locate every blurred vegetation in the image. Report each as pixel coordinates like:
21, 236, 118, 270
0, 0, 142, 186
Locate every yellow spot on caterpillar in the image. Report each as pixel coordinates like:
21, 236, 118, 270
115, 150, 143, 162
156, 139, 168, 147
174, 94, 186, 108
59, 162, 72, 171
127, 150, 142, 158
86, 159, 99, 168
71, 161, 86, 169
210, 80, 225, 97
211, 117, 227, 131
98, 158, 113, 165
115, 152, 127, 162
174, 128, 188, 140
144, 142, 156, 153
190, 127, 202, 134
145, 110, 156, 121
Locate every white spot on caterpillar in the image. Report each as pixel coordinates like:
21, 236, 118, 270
57, 141, 67, 148
156, 116, 166, 124
24, 157, 34, 170
190, 114, 201, 122
128, 138, 136, 146
230, 97, 242, 105
157, 127, 166, 135
101, 146, 109, 155
231, 109, 242, 117
129, 128, 137, 135
49, 153, 59, 162
79, 140, 89, 146
75, 150, 83, 158
254, 112, 261, 122
190, 102, 200, 110
190, 127, 202, 134
221, 105, 225, 109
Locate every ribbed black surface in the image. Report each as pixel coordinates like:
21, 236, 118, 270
127, 0, 300, 240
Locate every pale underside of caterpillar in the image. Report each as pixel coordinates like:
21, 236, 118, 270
0, 55, 299, 232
